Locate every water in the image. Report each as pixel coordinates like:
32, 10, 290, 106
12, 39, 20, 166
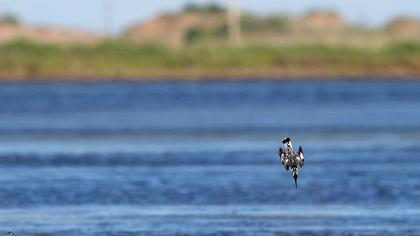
0, 79, 419, 235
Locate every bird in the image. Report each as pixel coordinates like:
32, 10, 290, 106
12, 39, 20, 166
277, 137, 304, 189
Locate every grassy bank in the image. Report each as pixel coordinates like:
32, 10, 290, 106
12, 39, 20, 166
0, 40, 420, 80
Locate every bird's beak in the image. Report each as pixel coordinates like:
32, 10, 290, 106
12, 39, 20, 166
293, 175, 298, 189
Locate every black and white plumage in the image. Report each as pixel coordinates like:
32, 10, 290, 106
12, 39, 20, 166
278, 137, 304, 189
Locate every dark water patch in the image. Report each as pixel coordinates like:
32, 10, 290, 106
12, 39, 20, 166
0, 80, 420, 112
0, 145, 419, 167
0, 125, 420, 136
0, 160, 419, 206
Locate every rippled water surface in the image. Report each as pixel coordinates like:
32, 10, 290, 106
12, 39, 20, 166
0, 80, 419, 235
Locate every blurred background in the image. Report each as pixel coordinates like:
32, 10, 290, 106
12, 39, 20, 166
0, 0, 419, 78
0, 1, 420, 236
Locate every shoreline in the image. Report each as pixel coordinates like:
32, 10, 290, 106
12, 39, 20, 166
0, 74, 419, 82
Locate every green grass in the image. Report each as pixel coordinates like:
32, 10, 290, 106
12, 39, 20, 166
0, 40, 419, 79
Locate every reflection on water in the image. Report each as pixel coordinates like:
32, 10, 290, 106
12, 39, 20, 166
0, 80, 419, 235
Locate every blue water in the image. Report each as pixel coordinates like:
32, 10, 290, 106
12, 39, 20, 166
0, 80, 419, 235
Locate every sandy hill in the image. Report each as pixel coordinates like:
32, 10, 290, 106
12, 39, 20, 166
386, 17, 420, 38
299, 10, 346, 30
124, 9, 420, 48
123, 10, 354, 47
125, 12, 226, 48
0, 22, 103, 45
1, 8, 419, 48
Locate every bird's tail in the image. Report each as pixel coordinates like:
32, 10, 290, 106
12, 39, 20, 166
292, 168, 298, 189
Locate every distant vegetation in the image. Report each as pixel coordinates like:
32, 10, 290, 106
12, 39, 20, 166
240, 14, 289, 33
182, 2, 225, 14
184, 24, 228, 44
1, 40, 419, 79
0, 13, 19, 25
183, 14, 290, 44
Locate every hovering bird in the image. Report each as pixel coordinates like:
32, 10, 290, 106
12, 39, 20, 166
277, 137, 304, 189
